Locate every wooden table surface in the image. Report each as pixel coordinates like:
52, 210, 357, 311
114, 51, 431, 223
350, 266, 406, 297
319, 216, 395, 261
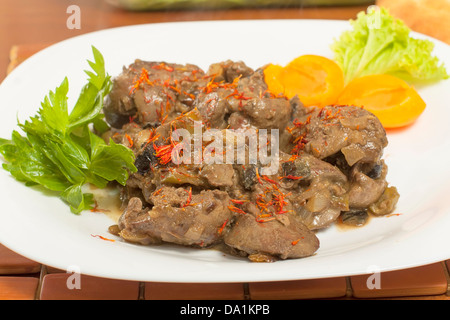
0, 0, 371, 83
1, 0, 450, 301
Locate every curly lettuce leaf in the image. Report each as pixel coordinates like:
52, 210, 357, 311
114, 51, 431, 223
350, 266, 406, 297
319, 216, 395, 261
332, 7, 449, 84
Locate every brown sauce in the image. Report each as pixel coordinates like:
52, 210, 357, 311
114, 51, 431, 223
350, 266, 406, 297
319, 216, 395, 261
335, 214, 373, 232
85, 184, 123, 223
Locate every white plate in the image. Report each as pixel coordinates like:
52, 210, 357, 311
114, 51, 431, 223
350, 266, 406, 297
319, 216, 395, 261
0, 20, 449, 283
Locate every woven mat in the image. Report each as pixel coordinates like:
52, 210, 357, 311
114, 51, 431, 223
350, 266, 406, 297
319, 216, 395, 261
1, 44, 449, 300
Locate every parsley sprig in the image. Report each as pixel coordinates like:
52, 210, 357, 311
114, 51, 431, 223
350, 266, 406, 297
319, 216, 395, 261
0, 46, 137, 213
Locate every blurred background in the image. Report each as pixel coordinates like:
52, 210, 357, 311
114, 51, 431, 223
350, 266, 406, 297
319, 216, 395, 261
0, 0, 449, 82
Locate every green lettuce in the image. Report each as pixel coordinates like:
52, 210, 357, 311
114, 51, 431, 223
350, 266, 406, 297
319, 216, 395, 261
0, 46, 137, 214
332, 7, 449, 84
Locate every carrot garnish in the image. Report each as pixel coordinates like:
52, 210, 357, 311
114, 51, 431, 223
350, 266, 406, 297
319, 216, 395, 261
153, 143, 175, 165
129, 68, 154, 95
227, 205, 247, 215
91, 234, 115, 242
181, 187, 193, 208
255, 214, 276, 223
279, 175, 303, 180
144, 129, 160, 148
125, 134, 134, 148
255, 169, 263, 184
262, 175, 279, 186
218, 219, 229, 235
151, 62, 174, 72
230, 199, 247, 205
90, 200, 110, 213
152, 188, 163, 196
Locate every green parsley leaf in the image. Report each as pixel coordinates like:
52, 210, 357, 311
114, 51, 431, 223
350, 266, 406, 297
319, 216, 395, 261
39, 77, 70, 135
60, 182, 94, 214
0, 46, 137, 214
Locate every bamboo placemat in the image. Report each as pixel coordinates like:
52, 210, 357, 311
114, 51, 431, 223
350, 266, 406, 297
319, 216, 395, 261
1, 44, 449, 301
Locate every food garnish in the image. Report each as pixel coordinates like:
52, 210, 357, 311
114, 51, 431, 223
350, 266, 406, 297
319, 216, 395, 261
263, 54, 344, 107
337, 74, 426, 128
0, 46, 137, 214
0, 19, 411, 261
331, 7, 449, 84
264, 8, 447, 128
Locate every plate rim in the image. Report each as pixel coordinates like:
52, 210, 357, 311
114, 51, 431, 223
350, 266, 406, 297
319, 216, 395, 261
0, 19, 449, 283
